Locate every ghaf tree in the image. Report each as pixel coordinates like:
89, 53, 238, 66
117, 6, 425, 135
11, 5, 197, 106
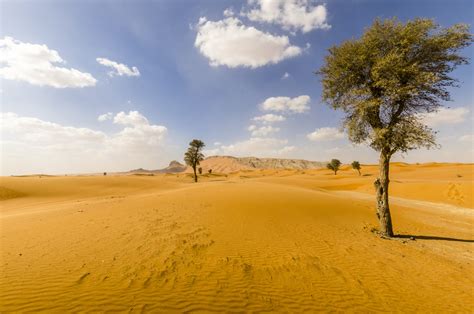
352, 161, 361, 176
318, 18, 471, 237
184, 139, 205, 182
327, 159, 341, 175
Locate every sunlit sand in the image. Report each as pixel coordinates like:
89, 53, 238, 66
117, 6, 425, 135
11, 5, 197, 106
1, 163, 472, 312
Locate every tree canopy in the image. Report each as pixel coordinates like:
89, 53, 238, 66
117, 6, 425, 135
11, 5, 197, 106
184, 139, 205, 182
318, 18, 472, 157
352, 161, 361, 175
327, 159, 341, 175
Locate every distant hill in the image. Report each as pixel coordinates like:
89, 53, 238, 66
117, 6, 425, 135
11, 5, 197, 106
185, 156, 326, 173
128, 156, 326, 175
159, 160, 187, 173
129, 160, 187, 174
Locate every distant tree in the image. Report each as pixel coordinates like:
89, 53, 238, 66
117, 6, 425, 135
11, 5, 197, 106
198, 167, 203, 175
184, 139, 205, 182
352, 161, 361, 176
103, 172, 107, 176
326, 159, 341, 175
208, 169, 212, 174
318, 18, 471, 237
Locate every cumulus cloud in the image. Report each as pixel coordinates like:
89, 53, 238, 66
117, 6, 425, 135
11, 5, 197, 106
252, 113, 286, 124
307, 127, 344, 141
212, 137, 295, 157
223, 8, 235, 17
0, 36, 97, 88
281, 72, 290, 79
96, 57, 140, 77
248, 125, 257, 131
260, 95, 310, 113
243, 0, 330, 33
420, 107, 470, 127
194, 17, 302, 68
250, 125, 280, 137
1, 111, 167, 175
113, 110, 149, 126
98, 112, 113, 122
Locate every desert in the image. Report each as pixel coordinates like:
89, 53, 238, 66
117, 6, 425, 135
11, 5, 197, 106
2, 0, 473, 312
1, 161, 472, 312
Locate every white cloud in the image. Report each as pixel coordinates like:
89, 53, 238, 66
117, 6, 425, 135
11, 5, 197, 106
213, 137, 295, 157
244, 0, 330, 33
421, 107, 469, 127
0, 36, 97, 88
194, 17, 302, 68
307, 127, 344, 141
98, 112, 113, 122
250, 125, 280, 137
96, 57, 140, 77
223, 8, 235, 17
113, 110, 149, 126
213, 141, 222, 146
260, 95, 310, 113
252, 113, 286, 124
281, 72, 290, 79
248, 125, 257, 131
1, 111, 167, 175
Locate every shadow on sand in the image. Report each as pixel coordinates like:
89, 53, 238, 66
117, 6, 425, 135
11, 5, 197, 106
395, 234, 474, 243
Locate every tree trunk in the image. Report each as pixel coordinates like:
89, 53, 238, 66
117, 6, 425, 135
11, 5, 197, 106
193, 165, 197, 182
358, 169, 361, 176
374, 151, 394, 237
334, 170, 337, 175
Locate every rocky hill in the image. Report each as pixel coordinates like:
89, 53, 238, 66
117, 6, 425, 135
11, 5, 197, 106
158, 160, 187, 173
185, 156, 326, 173
129, 160, 187, 174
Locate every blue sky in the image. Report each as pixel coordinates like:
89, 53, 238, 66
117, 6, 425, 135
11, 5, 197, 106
1, 0, 473, 174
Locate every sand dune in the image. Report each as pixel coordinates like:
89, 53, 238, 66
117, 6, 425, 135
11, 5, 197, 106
0, 163, 472, 312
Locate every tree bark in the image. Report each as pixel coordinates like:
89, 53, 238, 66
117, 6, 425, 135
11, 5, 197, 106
193, 165, 197, 182
374, 151, 394, 237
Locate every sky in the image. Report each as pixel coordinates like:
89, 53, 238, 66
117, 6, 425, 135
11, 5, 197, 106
1, 0, 473, 175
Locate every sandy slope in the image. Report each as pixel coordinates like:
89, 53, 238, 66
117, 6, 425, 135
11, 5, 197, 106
0, 164, 472, 312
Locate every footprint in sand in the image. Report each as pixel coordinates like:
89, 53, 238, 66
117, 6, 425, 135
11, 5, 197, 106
446, 183, 464, 205
76, 272, 90, 284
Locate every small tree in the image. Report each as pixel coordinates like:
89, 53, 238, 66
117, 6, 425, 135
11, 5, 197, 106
208, 169, 212, 174
184, 139, 205, 182
318, 18, 471, 237
352, 161, 361, 176
326, 159, 341, 175
198, 167, 203, 175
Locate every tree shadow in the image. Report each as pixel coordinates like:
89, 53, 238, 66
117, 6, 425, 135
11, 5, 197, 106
395, 234, 474, 243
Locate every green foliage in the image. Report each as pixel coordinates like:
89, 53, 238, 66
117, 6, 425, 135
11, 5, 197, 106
184, 139, 205, 168
327, 159, 341, 175
318, 18, 472, 156
351, 161, 361, 170
184, 139, 205, 182
352, 161, 361, 175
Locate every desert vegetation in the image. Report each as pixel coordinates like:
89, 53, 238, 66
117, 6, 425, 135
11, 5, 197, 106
352, 161, 361, 175
318, 18, 472, 237
326, 159, 341, 175
184, 139, 205, 182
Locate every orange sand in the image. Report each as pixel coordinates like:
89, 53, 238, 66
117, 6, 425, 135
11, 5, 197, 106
1, 163, 472, 312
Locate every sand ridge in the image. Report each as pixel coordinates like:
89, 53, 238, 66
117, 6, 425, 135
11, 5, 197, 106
0, 163, 472, 312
